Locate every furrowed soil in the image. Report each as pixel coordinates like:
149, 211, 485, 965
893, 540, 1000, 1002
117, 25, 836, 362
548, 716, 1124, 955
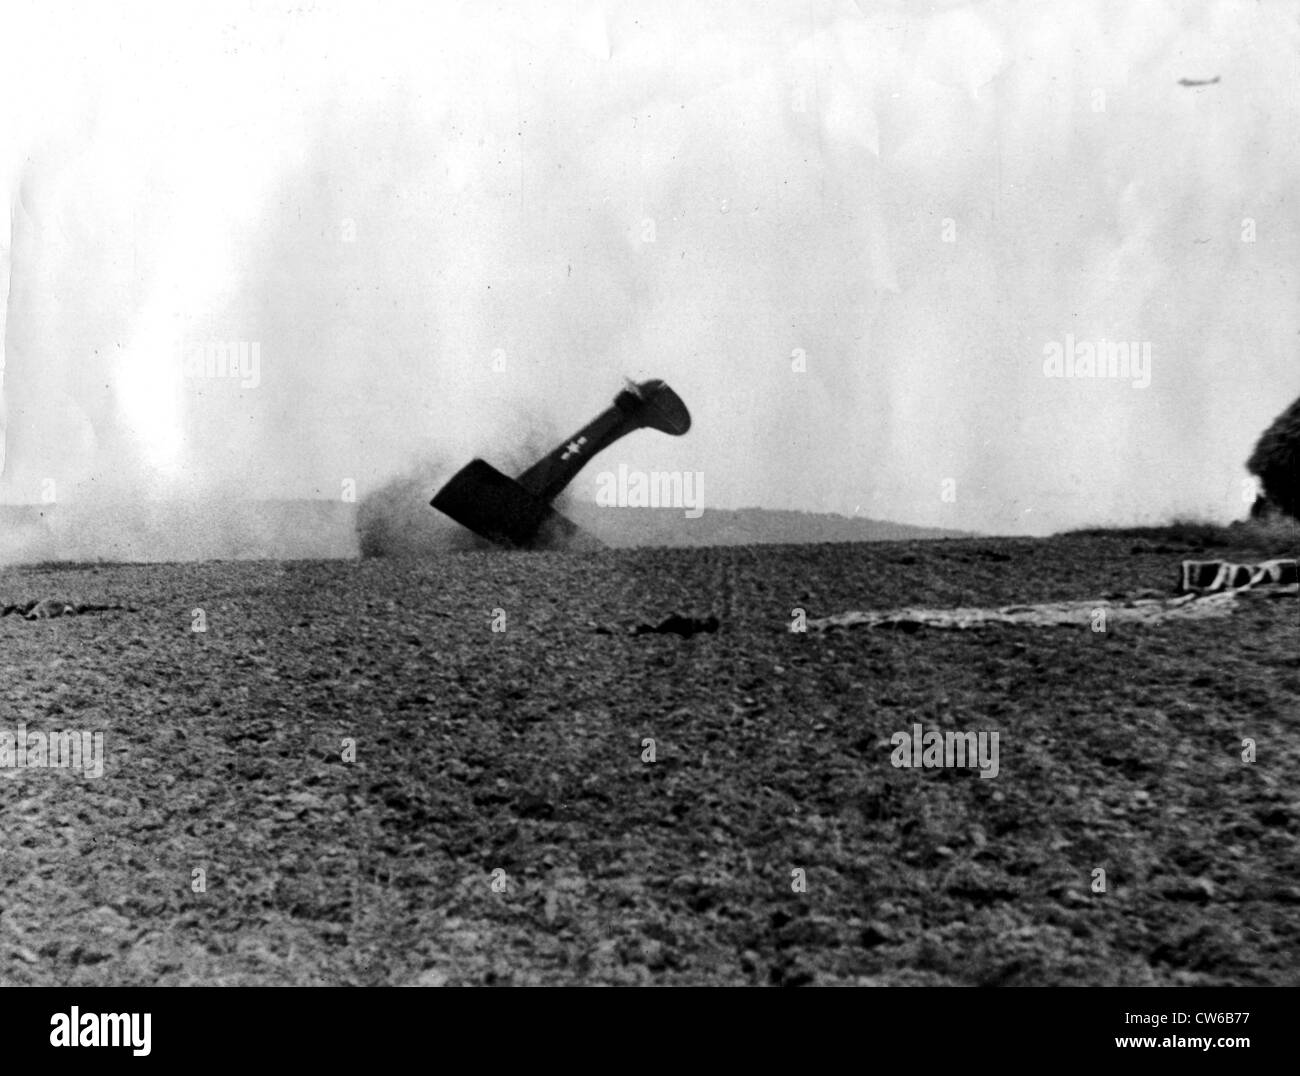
1, 536, 1296, 986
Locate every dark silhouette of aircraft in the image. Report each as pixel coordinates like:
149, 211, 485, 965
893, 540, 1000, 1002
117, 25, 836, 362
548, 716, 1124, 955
431, 378, 691, 549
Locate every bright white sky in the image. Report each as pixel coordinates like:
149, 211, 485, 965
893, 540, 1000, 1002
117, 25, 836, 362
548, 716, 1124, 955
2, 0, 1297, 535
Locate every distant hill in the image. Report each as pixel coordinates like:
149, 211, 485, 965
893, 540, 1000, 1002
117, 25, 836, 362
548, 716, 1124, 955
0, 499, 969, 562
564, 502, 971, 547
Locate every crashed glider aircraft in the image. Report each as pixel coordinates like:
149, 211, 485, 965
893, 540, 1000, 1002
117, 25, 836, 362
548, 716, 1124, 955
431, 378, 691, 549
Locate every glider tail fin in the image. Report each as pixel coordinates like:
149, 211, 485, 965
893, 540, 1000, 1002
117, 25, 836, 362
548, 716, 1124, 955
514, 378, 691, 502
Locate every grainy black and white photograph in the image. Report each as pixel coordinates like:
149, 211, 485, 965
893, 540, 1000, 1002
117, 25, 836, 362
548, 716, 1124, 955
1, 0, 1297, 1049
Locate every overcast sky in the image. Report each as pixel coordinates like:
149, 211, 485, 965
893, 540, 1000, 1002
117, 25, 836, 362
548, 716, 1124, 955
2, 0, 1297, 536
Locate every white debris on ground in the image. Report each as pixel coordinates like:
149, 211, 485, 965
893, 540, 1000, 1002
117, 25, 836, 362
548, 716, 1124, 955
809, 559, 1298, 633
1177, 557, 1298, 594
0, 600, 134, 620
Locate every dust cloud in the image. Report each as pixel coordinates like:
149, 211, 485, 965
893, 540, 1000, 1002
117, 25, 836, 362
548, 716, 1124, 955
2, 2, 1297, 561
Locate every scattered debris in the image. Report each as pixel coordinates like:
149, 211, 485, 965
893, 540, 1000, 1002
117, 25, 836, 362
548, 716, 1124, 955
1178, 558, 1298, 595
809, 557, 1298, 633
808, 594, 1247, 632
1, 600, 136, 620
631, 613, 720, 638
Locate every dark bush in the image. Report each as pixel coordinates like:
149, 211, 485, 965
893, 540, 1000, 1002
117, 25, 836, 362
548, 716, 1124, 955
1248, 394, 1300, 521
